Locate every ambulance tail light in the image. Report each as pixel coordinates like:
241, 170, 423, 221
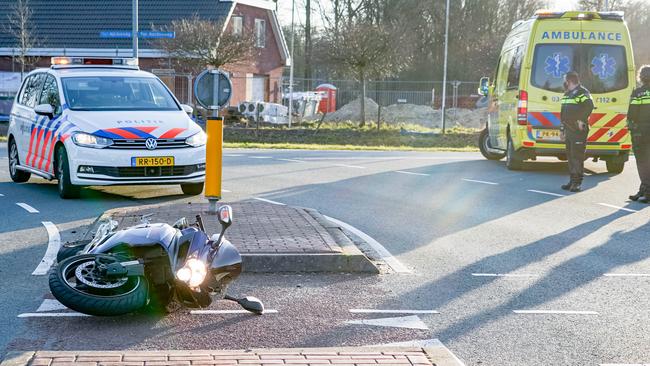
517, 90, 528, 125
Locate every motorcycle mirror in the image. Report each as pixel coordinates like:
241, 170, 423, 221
237, 296, 265, 315
218, 205, 233, 229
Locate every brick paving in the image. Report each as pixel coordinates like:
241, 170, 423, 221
99, 201, 342, 254
21, 350, 438, 366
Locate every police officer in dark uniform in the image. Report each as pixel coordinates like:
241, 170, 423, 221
560, 71, 594, 192
628, 65, 650, 204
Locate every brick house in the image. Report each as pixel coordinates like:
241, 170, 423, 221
0, 0, 290, 106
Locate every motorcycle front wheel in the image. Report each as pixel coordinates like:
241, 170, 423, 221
49, 254, 149, 316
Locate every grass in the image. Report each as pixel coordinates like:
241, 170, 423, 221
224, 121, 480, 152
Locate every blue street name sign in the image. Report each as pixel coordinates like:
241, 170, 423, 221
100, 30, 175, 39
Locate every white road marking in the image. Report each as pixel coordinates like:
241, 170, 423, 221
324, 215, 411, 273
370, 339, 466, 365
332, 164, 366, 169
276, 158, 305, 163
16, 202, 39, 213
604, 273, 650, 277
224, 154, 244, 157
252, 197, 286, 206
462, 178, 498, 185
0, 193, 4, 197
346, 315, 429, 330
36, 299, 68, 312
32, 222, 62, 275
190, 309, 278, 315
18, 312, 90, 318
395, 170, 430, 176
598, 203, 638, 213
222, 189, 232, 193
350, 309, 439, 314
250, 156, 272, 159
513, 310, 599, 315
527, 189, 565, 197
471, 273, 538, 278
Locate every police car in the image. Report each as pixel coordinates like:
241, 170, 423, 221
7, 57, 206, 198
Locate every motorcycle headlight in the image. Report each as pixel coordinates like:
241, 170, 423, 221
72, 132, 113, 149
176, 258, 207, 287
185, 131, 207, 147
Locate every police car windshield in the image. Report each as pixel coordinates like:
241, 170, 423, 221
532, 44, 628, 94
61, 76, 180, 111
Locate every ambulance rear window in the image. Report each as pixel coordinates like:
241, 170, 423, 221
531, 44, 628, 94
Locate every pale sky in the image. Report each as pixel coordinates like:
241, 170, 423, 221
276, 0, 579, 27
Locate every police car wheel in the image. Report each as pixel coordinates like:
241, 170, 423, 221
8, 138, 31, 183
181, 182, 204, 196
506, 136, 524, 171
479, 128, 505, 161
56, 147, 81, 199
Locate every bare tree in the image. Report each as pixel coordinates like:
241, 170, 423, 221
578, 0, 624, 10
6, 0, 41, 81
156, 15, 256, 75
321, 21, 412, 126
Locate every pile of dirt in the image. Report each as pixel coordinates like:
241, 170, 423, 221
323, 98, 379, 122
319, 98, 487, 129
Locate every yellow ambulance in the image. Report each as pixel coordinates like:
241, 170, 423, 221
477, 10, 635, 173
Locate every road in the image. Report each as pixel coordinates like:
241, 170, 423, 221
1, 146, 649, 366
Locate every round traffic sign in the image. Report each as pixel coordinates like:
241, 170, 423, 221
194, 69, 233, 110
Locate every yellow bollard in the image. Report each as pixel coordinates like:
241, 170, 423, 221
205, 117, 223, 212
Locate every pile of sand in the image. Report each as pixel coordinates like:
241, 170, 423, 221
323, 98, 379, 122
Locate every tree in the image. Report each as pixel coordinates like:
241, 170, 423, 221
156, 15, 256, 75
321, 21, 412, 126
6, 0, 41, 80
578, 0, 624, 10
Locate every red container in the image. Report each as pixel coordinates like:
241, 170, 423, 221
316, 84, 337, 114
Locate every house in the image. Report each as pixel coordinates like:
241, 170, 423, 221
0, 0, 290, 106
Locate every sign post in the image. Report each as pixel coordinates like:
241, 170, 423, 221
194, 69, 233, 214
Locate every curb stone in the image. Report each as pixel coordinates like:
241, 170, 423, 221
73, 202, 379, 274
0, 347, 464, 366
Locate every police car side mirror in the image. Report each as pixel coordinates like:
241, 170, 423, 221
181, 104, 194, 115
34, 104, 54, 119
478, 77, 490, 97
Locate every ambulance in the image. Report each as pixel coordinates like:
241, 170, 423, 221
7, 57, 206, 198
477, 10, 635, 173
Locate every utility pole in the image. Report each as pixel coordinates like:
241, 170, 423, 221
440, 0, 450, 134
288, 0, 295, 127
132, 0, 138, 60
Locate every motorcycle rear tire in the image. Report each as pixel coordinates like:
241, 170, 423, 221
49, 254, 149, 316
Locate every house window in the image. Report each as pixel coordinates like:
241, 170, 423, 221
255, 19, 266, 48
232, 16, 243, 36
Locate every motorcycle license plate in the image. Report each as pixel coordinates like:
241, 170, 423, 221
131, 156, 175, 167
536, 130, 561, 141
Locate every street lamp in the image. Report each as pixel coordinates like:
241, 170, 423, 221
288, 0, 295, 127
440, 0, 450, 134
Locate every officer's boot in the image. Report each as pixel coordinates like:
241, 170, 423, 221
630, 184, 647, 201
561, 180, 573, 191
639, 187, 650, 204
569, 176, 582, 192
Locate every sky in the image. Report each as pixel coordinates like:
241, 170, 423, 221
275, 0, 579, 27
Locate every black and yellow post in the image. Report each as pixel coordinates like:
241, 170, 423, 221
205, 116, 223, 213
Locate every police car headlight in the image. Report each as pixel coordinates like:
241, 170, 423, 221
185, 131, 207, 147
71, 132, 113, 148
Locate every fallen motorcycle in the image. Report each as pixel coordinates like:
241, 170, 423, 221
49, 205, 265, 316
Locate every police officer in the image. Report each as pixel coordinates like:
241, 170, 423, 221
560, 71, 594, 192
628, 65, 650, 204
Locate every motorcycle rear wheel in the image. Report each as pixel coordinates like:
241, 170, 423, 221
49, 254, 149, 316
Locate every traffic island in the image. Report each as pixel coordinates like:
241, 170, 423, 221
0, 347, 464, 366
74, 200, 379, 273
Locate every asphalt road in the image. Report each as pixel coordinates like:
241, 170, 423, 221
0, 146, 649, 366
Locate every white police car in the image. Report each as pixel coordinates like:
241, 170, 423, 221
7, 57, 206, 198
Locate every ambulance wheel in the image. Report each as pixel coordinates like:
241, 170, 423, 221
8, 138, 31, 183
606, 154, 627, 174
181, 182, 204, 195
506, 135, 524, 171
479, 128, 505, 161
56, 146, 81, 199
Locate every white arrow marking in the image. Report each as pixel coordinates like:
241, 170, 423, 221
36, 299, 69, 312
32, 222, 61, 275
350, 309, 439, 314
346, 315, 429, 330
598, 203, 638, 213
